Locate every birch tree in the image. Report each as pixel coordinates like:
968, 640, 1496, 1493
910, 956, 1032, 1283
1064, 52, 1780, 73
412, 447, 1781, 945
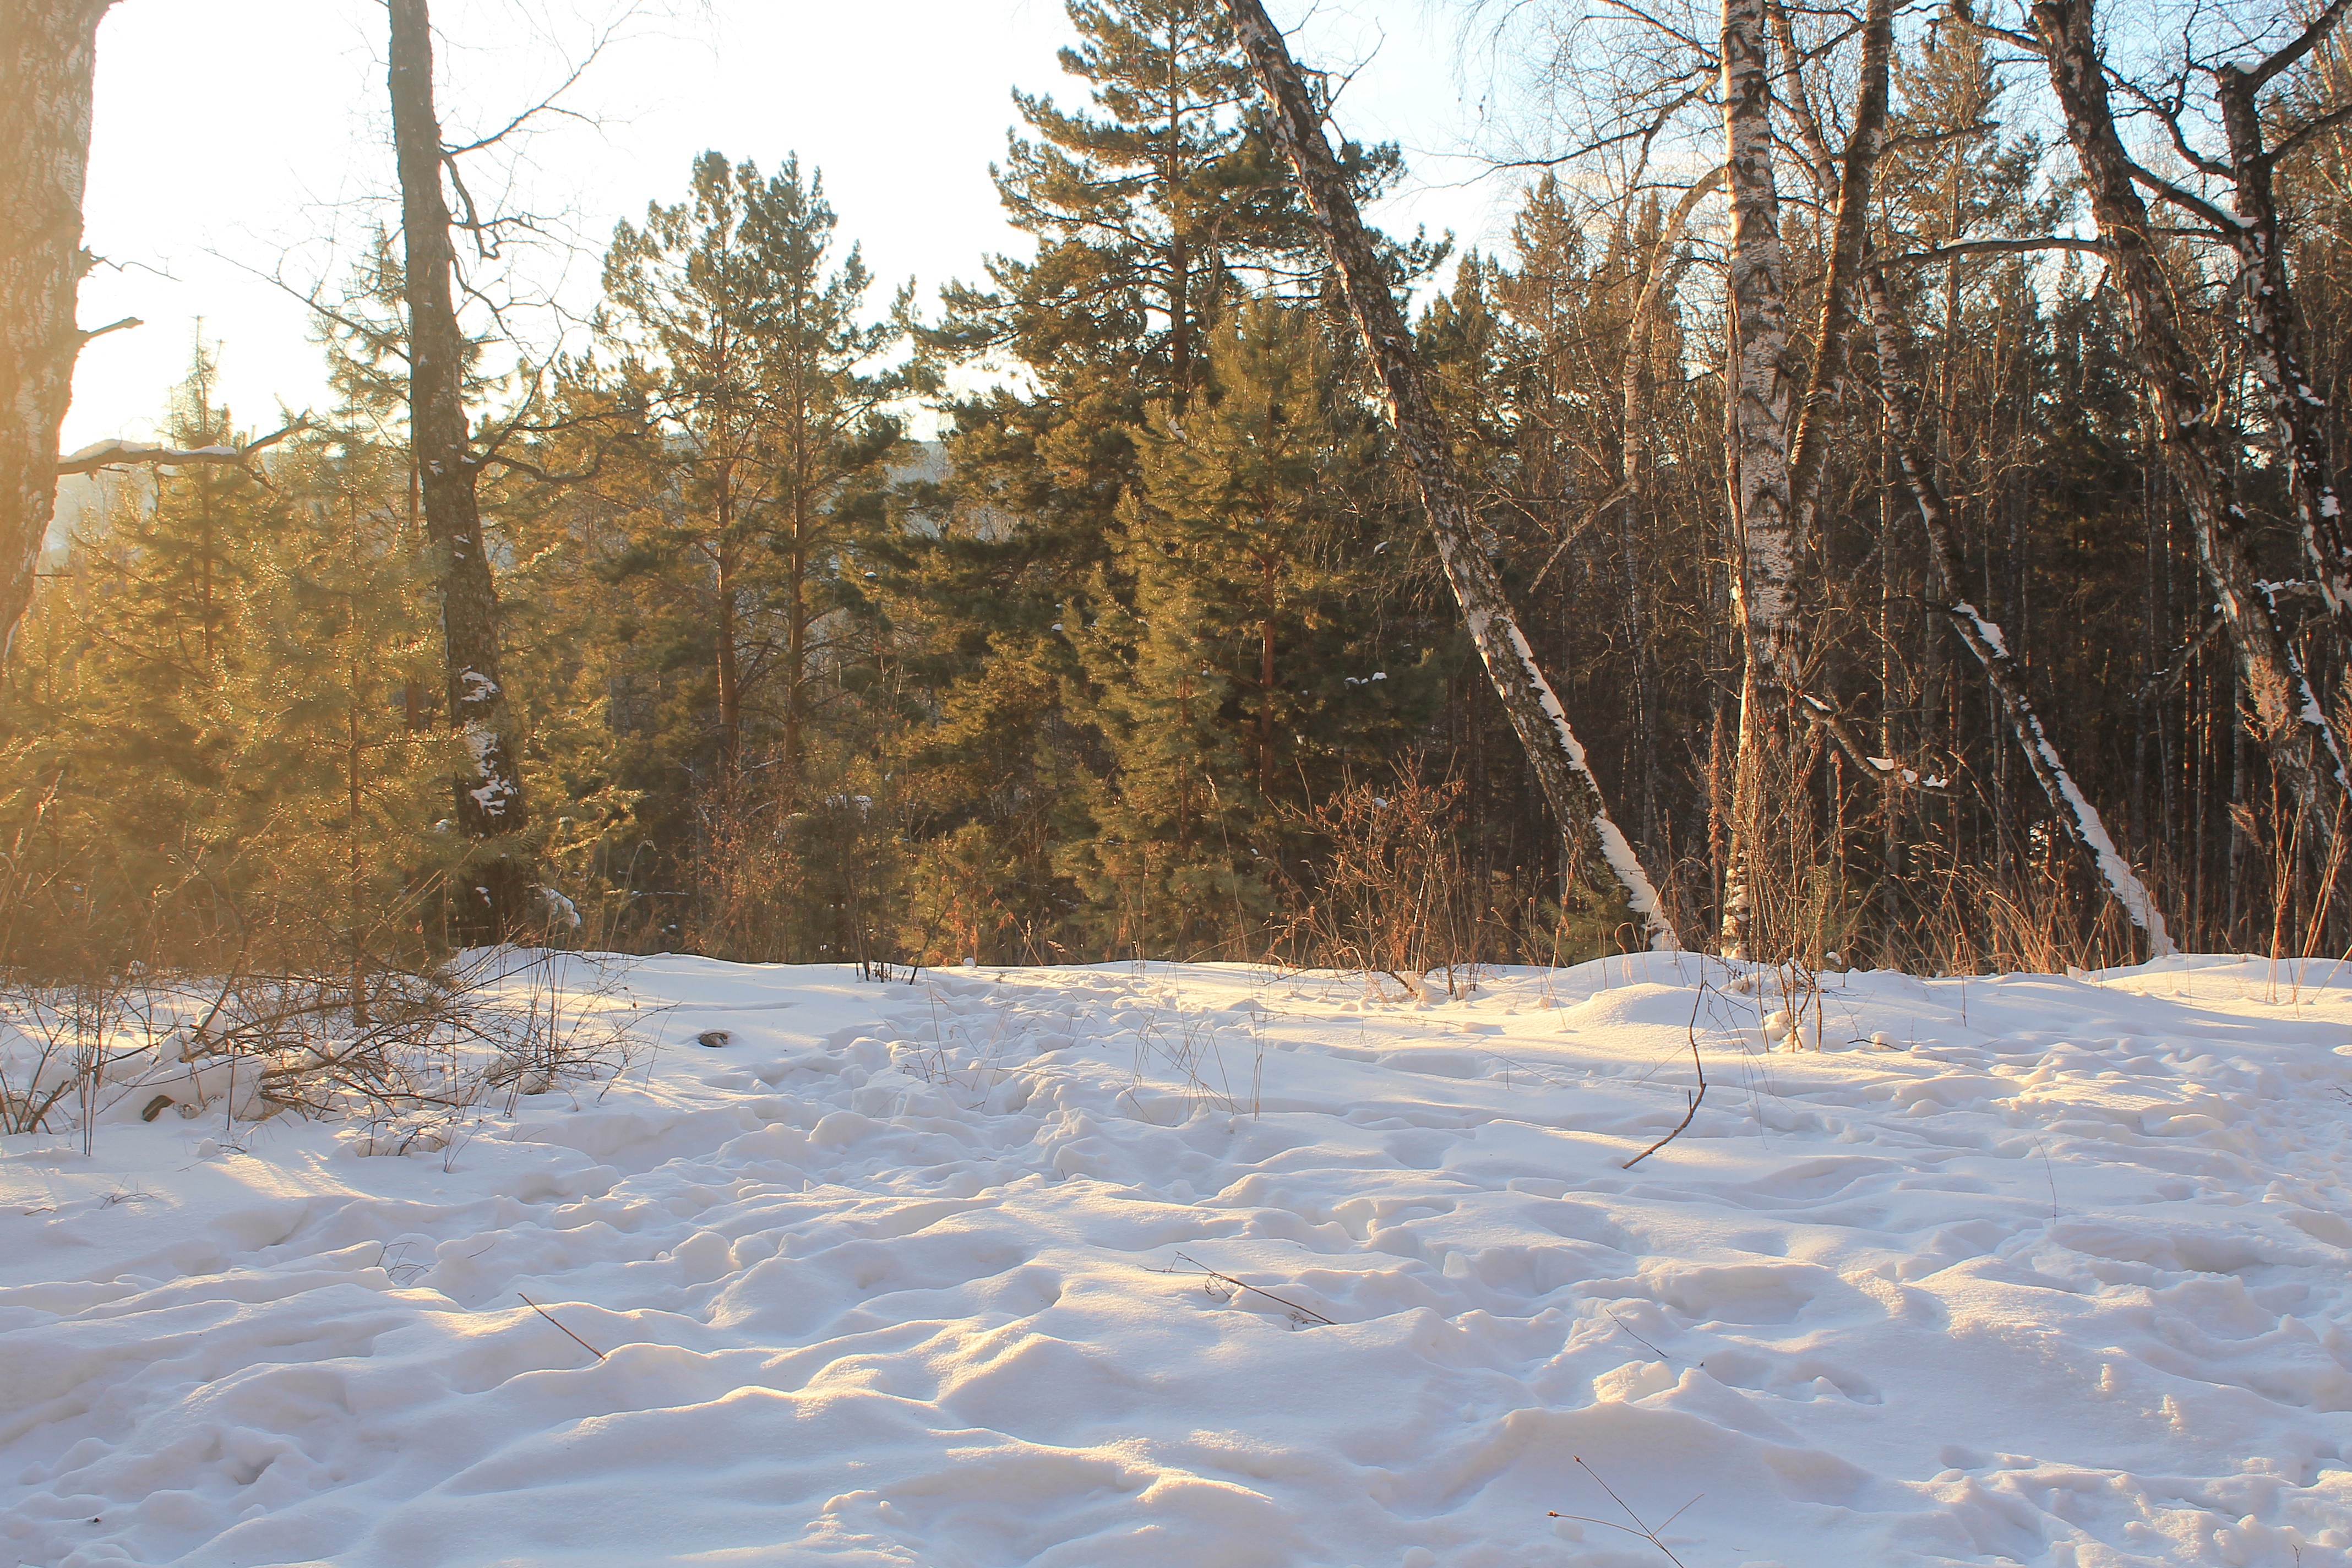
1218, 0, 1678, 949
1968, 0, 2351, 867
1865, 262, 2174, 956
1716, 0, 1897, 960
1, 0, 116, 662
2212, 9, 2352, 620
1716, 0, 1800, 959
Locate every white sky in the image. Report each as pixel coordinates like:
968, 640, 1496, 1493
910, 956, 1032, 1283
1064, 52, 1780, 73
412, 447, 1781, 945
65, 0, 1540, 451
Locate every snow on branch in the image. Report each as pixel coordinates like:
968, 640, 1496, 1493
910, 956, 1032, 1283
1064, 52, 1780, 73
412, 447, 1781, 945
1878, 236, 2108, 268
56, 417, 309, 478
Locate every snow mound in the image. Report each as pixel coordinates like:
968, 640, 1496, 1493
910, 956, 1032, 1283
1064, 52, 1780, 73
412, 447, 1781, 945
4, 952, 2352, 1565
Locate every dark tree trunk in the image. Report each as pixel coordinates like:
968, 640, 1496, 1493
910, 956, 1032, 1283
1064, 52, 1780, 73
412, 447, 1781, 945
713, 466, 742, 772
784, 507, 808, 797
1783, 0, 1893, 529
0, 0, 115, 661
1219, 0, 1676, 948
389, 0, 532, 939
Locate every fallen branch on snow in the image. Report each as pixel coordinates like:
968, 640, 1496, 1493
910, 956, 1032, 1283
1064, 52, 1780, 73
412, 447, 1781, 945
1161, 1251, 1335, 1327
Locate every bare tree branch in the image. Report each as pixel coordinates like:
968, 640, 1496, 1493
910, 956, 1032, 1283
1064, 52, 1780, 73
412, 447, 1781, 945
56, 416, 309, 477
76, 314, 141, 345
1879, 235, 2108, 265
2243, 0, 2352, 94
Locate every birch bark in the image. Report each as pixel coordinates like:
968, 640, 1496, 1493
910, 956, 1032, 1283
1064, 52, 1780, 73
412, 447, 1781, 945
2019, 0, 2348, 865
2214, 23, 2352, 617
1720, 0, 1801, 958
1865, 263, 2176, 956
1218, 0, 1677, 949
0, 0, 115, 661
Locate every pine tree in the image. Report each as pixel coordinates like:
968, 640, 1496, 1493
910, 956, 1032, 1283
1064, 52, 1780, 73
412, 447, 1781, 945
67, 336, 280, 891
895, 0, 1422, 957
236, 425, 450, 999
0, 345, 449, 977
597, 152, 901, 788
1064, 296, 1433, 954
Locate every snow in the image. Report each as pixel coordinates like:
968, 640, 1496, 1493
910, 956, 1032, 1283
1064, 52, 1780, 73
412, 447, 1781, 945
1949, 600, 2009, 661
2026, 712, 2175, 957
59, 441, 240, 470
1494, 614, 1673, 950
7, 953, 2352, 1566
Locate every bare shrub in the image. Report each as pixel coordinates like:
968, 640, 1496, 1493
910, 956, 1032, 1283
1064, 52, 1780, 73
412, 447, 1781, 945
0, 948, 642, 1153
683, 776, 911, 976
1274, 772, 1475, 1000
1270, 761, 1644, 998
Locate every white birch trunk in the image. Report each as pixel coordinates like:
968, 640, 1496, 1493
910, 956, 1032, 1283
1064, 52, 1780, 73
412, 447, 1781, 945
1866, 264, 2176, 957
2017, 0, 2349, 868
1219, 0, 1678, 949
0, 0, 116, 661
1720, 0, 1800, 959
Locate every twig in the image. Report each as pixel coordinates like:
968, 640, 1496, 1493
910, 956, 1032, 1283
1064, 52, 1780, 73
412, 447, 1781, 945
1605, 1305, 1670, 1361
1549, 1455, 1700, 1568
1165, 1252, 1335, 1326
1624, 990, 1710, 1168
518, 1292, 607, 1360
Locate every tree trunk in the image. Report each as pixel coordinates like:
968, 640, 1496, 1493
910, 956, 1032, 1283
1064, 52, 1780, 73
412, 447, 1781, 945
1783, 0, 1893, 529
1721, 0, 1801, 959
0, 0, 115, 661
2023, 0, 2349, 867
1259, 554, 1277, 801
1866, 262, 2176, 956
715, 535, 741, 771
785, 505, 808, 797
1164, 14, 1194, 413
1219, 0, 1676, 948
712, 459, 742, 772
389, 0, 532, 939
2215, 58, 2352, 617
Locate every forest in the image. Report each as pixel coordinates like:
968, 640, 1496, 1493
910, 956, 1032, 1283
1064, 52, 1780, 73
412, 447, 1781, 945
8, 0, 2352, 990
13, 7, 2352, 1559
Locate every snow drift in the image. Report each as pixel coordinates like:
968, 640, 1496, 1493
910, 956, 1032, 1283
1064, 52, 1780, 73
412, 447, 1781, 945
4, 952, 2350, 1566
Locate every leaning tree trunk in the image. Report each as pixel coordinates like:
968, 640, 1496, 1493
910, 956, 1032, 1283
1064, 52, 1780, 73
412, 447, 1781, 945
1783, 0, 1892, 532
1866, 263, 2176, 957
389, 0, 532, 940
2215, 57, 2352, 619
2027, 0, 2349, 867
1719, 0, 1803, 960
1218, 0, 1676, 949
0, 0, 115, 662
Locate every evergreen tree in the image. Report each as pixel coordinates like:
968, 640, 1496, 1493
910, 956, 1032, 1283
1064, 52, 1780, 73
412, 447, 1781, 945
0, 343, 449, 976
553, 150, 907, 957
596, 151, 902, 788
894, 0, 1424, 957
233, 424, 449, 997
1064, 296, 1435, 954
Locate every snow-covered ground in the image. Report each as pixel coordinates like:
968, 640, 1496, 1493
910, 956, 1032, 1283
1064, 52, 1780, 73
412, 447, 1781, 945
4, 952, 2351, 1567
